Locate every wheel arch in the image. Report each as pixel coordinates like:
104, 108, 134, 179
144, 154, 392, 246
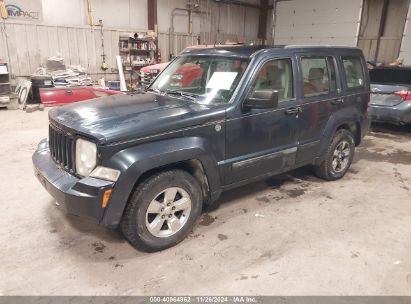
100, 137, 220, 228
336, 121, 361, 146
316, 109, 362, 164
131, 159, 211, 206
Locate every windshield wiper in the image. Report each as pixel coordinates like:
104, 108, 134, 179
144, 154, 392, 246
164, 90, 198, 101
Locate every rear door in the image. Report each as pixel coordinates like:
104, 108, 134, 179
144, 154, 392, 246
294, 54, 341, 165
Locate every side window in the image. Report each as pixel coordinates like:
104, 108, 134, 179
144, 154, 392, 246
248, 58, 294, 103
342, 56, 365, 89
301, 56, 337, 97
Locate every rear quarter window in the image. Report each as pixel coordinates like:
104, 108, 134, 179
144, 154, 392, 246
342, 56, 365, 89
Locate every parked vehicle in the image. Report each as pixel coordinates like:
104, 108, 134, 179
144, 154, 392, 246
39, 86, 123, 106
140, 43, 246, 85
369, 67, 411, 125
140, 62, 168, 86
107, 81, 121, 91
33, 45, 370, 252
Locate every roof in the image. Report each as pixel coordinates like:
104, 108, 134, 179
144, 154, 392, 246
180, 45, 274, 58
180, 44, 361, 58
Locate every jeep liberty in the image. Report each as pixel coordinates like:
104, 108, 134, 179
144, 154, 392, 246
33, 45, 371, 252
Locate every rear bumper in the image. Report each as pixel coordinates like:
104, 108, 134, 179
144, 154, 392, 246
32, 139, 114, 224
370, 101, 411, 125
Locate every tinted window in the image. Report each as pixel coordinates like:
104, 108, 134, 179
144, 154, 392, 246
342, 56, 365, 89
369, 68, 411, 85
248, 58, 294, 102
301, 56, 336, 97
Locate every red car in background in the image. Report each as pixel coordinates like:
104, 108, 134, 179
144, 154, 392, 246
140, 43, 245, 86
40, 86, 122, 107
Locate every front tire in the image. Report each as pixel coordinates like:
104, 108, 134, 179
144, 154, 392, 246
121, 169, 203, 252
314, 129, 355, 181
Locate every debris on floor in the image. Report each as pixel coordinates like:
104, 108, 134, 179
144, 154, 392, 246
32, 54, 91, 87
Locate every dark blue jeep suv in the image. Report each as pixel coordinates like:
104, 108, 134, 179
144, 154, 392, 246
33, 45, 370, 252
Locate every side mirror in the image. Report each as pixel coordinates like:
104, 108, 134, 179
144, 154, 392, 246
244, 90, 279, 110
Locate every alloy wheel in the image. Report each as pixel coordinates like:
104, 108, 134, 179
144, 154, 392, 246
332, 140, 351, 173
145, 187, 192, 238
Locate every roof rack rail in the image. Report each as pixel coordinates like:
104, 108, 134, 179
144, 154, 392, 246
284, 45, 355, 48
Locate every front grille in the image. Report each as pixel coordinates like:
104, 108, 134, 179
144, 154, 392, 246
49, 124, 75, 172
0, 83, 11, 95
140, 71, 159, 85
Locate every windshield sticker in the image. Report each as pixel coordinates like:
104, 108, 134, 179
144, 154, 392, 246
206, 72, 238, 90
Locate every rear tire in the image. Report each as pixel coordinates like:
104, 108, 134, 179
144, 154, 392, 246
121, 169, 202, 252
314, 129, 355, 181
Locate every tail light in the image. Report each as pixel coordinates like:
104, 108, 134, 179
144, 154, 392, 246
394, 90, 411, 100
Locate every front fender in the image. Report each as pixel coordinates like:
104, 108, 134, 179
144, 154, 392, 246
100, 137, 220, 228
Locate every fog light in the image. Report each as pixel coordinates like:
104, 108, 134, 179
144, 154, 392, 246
102, 189, 112, 209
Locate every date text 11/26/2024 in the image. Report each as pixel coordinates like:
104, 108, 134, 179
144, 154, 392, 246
149, 296, 258, 303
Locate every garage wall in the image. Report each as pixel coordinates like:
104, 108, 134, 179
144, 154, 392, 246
0, 21, 199, 79
274, 0, 362, 46
399, 0, 411, 64
158, 0, 269, 42
1, 0, 267, 79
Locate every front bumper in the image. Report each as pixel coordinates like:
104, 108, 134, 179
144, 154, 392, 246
32, 139, 114, 223
370, 101, 411, 125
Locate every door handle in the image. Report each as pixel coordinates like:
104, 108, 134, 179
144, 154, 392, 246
65, 90, 73, 95
331, 98, 344, 105
285, 106, 302, 115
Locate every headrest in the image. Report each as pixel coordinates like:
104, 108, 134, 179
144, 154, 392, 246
309, 68, 324, 81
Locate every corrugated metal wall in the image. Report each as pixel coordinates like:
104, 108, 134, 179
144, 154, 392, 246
0, 23, 267, 81
358, 0, 409, 63
0, 21, 200, 80
399, 0, 411, 64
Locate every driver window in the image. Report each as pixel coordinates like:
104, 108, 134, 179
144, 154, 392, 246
248, 58, 294, 102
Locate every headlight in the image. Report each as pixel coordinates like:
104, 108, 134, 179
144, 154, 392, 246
90, 166, 120, 182
75, 138, 97, 176
171, 74, 183, 80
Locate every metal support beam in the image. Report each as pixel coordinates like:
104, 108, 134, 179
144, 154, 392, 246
147, 0, 157, 31
258, 0, 269, 42
375, 0, 389, 61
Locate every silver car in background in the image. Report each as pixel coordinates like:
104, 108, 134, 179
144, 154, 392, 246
369, 67, 411, 125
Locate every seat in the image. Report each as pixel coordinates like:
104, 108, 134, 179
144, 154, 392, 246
308, 68, 325, 92
254, 65, 284, 98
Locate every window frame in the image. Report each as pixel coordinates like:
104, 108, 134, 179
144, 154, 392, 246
299, 55, 338, 99
244, 57, 296, 106
341, 55, 366, 91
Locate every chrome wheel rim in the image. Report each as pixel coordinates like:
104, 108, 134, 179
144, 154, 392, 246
145, 187, 192, 238
332, 140, 350, 173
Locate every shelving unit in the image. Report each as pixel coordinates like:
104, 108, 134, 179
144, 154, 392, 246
119, 33, 159, 89
0, 62, 12, 106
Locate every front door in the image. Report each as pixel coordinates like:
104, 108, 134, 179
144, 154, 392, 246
224, 57, 300, 185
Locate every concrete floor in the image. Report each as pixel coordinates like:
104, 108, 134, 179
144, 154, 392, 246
1, 108, 411, 295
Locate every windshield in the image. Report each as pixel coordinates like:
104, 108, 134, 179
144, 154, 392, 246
148, 55, 249, 104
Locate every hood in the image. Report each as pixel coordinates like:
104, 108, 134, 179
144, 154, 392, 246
141, 62, 169, 73
49, 92, 226, 144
